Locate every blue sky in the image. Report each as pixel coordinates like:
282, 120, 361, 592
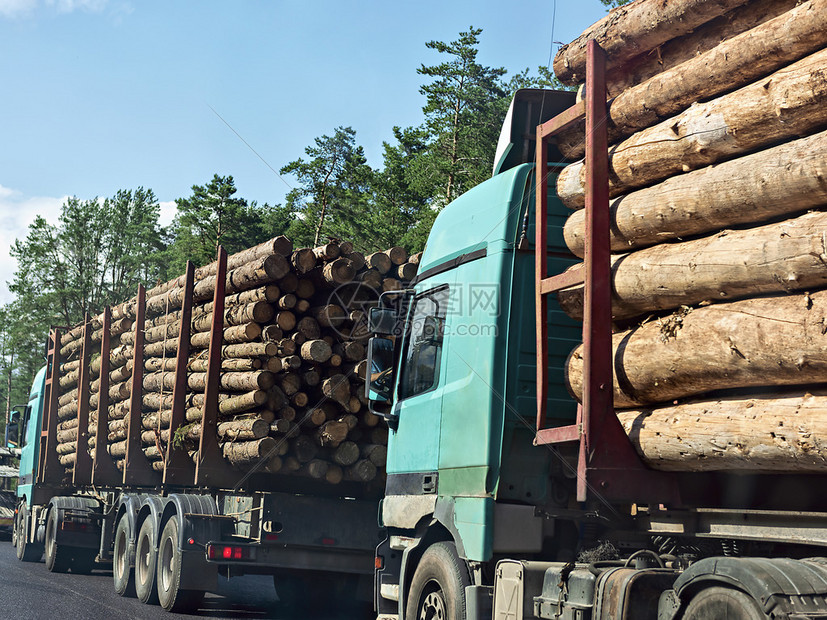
0, 0, 608, 301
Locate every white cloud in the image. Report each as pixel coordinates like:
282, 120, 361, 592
158, 200, 177, 227
0, 0, 119, 18
0, 0, 37, 17
0, 189, 66, 304
46, 0, 107, 13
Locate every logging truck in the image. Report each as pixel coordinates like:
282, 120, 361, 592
367, 0, 827, 614
7, 235, 407, 611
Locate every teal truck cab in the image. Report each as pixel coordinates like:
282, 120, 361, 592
368, 88, 827, 620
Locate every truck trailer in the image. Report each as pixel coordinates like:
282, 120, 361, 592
10, 242, 390, 613
367, 5, 827, 616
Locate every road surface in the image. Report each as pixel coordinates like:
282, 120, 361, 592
0, 536, 369, 619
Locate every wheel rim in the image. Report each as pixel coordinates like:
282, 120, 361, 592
159, 533, 173, 592
419, 583, 447, 620
136, 530, 151, 586
114, 528, 127, 580
46, 515, 55, 559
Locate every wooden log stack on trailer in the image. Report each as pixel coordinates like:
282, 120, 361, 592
51, 237, 417, 491
552, 0, 827, 473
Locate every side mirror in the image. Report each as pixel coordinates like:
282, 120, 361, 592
366, 337, 395, 402
368, 308, 398, 336
5, 411, 20, 449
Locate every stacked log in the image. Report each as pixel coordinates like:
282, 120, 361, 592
52, 236, 412, 488
552, 0, 827, 472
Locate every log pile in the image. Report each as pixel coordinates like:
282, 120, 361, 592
53, 236, 420, 488
553, 0, 827, 472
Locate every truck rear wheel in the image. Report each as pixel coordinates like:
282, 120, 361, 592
405, 542, 470, 620
135, 518, 159, 604
113, 517, 135, 597
45, 508, 72, 573
683, 586, 767, 620
156, 515, 204, 612
15, 504, 42, 563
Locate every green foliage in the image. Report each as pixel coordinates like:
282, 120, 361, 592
599, 0, 633, 7
280, 127, 373, 246
3, 188, 165, 414
416, 27, 507, 205
165, 174, 276, 277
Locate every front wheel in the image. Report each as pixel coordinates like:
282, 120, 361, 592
156, 515, 204, 612
15, 504, 42, 562
405, 542, 470, 620
135, 518, 159, 604
682, 586, 767, 620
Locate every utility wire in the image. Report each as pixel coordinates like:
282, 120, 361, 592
206, 103, 293, 190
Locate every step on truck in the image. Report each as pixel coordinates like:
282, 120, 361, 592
9, 245, 382, 613
368, 39, 827, 620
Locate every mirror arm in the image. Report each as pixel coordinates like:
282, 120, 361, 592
369, 400, 398, 429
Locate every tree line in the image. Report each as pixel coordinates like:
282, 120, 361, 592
0, 27, 565, 427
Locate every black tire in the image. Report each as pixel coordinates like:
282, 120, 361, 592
135, 518, 159, 605
683, 586, 767, 620
113, 517, 136, 597
405, 542, 471, 620
156, 515, 204, 612
15, 504, 42, 563
45, 509, 72, 573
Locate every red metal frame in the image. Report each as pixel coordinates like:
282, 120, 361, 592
534, 40, 678, 505
164, 261, 196, 485
123, 284, 157, 485
39, 330, 63, 484
92, 306, 120, 485
195, 246, 237, 487
72, 314, 93, 485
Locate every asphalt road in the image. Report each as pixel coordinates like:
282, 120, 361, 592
0, 536, 371, 619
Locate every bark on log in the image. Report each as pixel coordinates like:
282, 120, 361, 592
557, 48, 827, 209
297, 317, 321, 340
557, 0, 827, 159
313, 243, 341, 261
312, 305, 346, 328
187, 357, 262, 373
191, 254, 290, 302
345, 459, 377, 482
563, 130, 827, 256
558, 211, 827, 321
194, 236, 292, 281
384, 247, 408, 266
553, 0, 750, 86
332, 441, 360, 466
191, 301, 273, 332
190, 323, 261, 348
566, 290, 827, 408
322, 374, 351, 406
366, 252, 392, 275
291, 249, 317, 274
222, 342, 278, 358
617, 390, 827, 472
314, 420, 349, 447
321, 258, 355, 285
301, 340, 333, 363
344, 252, 365, 271
223, 437, 276, 467
599, 0, 800, 99
187, 371, 275, 392
397, 263, 418, 281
